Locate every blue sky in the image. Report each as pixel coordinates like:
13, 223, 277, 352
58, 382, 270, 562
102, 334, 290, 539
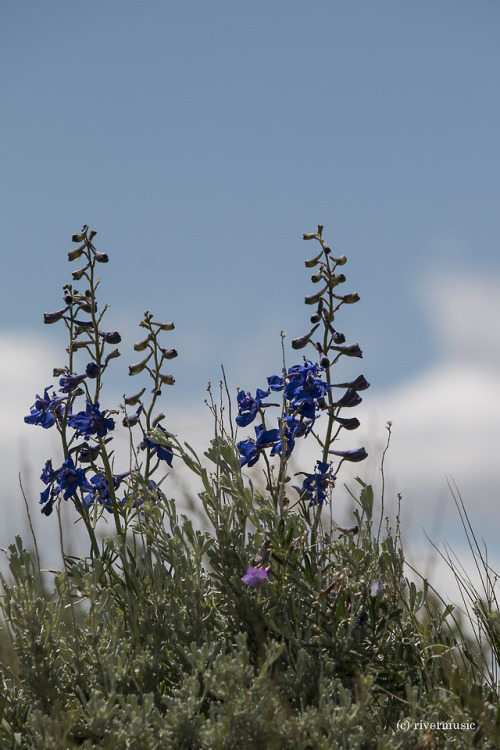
2, 2, 500, 593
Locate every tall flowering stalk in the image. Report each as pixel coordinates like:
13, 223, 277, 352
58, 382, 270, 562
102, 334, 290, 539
236, 225, 368, 524
24, 225, 177, 556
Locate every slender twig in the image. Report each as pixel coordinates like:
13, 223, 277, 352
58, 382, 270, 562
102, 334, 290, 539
19, 473, 41, 574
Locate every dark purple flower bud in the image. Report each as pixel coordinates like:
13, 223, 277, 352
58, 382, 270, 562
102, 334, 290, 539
44, 307, 69, 324
332, 255, 347, 266
72, 442, 101, 463
98, 330, 122, 344
241, 566, 270, 587
305, 285, 328, 305
159, 373, 175, 385
331, 414, 360, 430
331, 343, 363, 358
105, 348, 121, 364
304, 250, 324, 267
160, 347, 178, 359
85, 362, 102, 379
68, 340, 89, 352
72, 227, 88, 243
72, 264, 90, 281
124, 388, 146, 406
151, 321, 175, 331
329, 273, 346, 288
68, 245, 86, 262
133, 337, 151, 352
315, 342, 330, 368
291, 323, 319, 350
122, 404, 144, 427
129, 352, 152, 375
332, 390, 362, 408
332, 375, 370, 391
72, 318, 94, 329
333, 292, 360, 304
89, 242, 109, 263
311, 272, 323, 284
329, 447, 368, 462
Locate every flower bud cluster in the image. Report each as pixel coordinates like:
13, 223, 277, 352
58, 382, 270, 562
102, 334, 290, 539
25, 226, 177, 528
236, 226, 368, 510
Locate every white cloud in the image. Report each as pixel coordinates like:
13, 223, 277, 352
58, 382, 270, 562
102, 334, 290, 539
2, 271, 500, 598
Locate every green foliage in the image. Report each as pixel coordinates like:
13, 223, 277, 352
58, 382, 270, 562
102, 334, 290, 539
6, 225, 500, 747
1, 441, 499, 748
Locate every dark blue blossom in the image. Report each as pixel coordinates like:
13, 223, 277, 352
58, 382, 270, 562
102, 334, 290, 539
59, 368, 87, 393
267, 375, 284, 391
83, 471, 130, 512
238, 424, 280, 467
270, 414, 313, 457
237, 438, 259, 467
255, 424, 280, 449
297, 460, 335, 506
39, 456, 91, 515
236, 388, 271, 427
285, 361, 330, 410
142, 425, 174, 466
282, 360, 330, 424
25, 387, 66, 429
85, 362, 102, 378
56, 456, 90, 500
67, 400, 115, 438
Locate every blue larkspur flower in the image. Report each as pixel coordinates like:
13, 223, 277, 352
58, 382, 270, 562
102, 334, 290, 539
55, 456, 91, 500
284, 360, 330, 422
67, 400, 115, 438
142, 425, 174, 466
83, 471, 130, 512
238, 424, 280, 467
270, 414, 313, 458
59, 368, 87, 393
25, 387, 66, 429
267, 375, 284, 391
298, 460, 335, 506
39, 456, 91, 515
237, 438, 259, 467
236, 388, 271, 427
